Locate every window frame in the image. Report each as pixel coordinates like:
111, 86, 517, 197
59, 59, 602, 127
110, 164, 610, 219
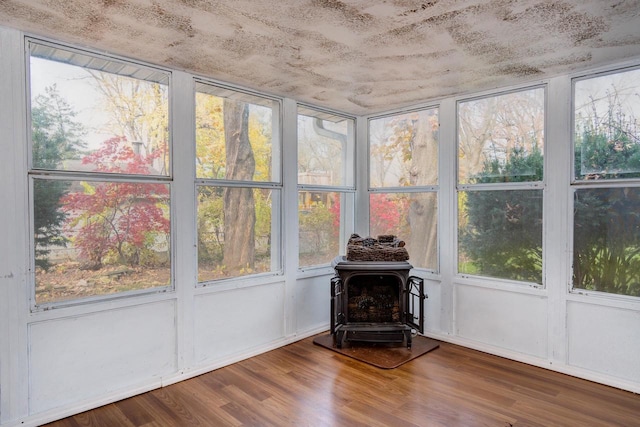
194, 78, 284, 286
26, 38, 175, 310
570, 66, 640, 300
367, 105, 440, 274
297, 104, 356, 271
455, 84, 547, 288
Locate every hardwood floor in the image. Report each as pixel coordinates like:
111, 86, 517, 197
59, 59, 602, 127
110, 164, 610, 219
44, 335, 640, 427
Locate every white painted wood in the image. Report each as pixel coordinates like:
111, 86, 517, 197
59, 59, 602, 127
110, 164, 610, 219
0, 27, 30, 424
438, 97, 457, 336
28, 301, 177, 414
422, 280, 442, 334
545, 76, 572, 365
193, 283, 286, 363
455, 283, 548, 358
355, 115, 369, 236
282, 98, 298, 337
567, 301, 640, 383
295, 275, 332, 333
171, 71, 197, 373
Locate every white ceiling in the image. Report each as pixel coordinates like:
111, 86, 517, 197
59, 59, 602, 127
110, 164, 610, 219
1, 0, 640, 115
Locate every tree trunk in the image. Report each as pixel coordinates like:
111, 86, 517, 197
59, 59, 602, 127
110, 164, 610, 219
408, 111, 438, 270
223, 100, 256, 272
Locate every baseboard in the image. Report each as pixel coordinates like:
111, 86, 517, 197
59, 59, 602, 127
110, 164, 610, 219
5, 325, 329, 427
423, 331, 640, 395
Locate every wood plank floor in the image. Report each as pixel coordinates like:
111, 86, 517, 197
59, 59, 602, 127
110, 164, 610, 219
44, 335, 640, 427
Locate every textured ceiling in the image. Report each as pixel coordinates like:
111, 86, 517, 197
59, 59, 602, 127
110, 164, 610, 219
1, 0, 640, 115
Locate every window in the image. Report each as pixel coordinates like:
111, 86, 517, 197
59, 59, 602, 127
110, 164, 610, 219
195, 82, 281, 282
572, 68, 640, 297
457, 87, 545, 284
297, 106, 355, 268
28, 41, 171, 306
369, 108, 439, 271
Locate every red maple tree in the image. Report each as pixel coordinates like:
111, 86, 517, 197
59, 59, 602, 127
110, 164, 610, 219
62, 137, 170, 269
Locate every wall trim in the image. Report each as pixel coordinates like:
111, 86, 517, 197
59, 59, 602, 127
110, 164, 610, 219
6, 326, 328, 427
423, 331, 640, 395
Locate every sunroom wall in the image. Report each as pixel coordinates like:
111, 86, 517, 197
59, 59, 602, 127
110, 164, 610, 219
361, 72, 640, 395
1, 24, 640, 427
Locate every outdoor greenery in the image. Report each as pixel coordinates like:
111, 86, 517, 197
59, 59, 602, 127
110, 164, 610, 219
31, 85, 85, 270
572, 76, 640, 296
30, 46, 640, 301
460, 148, 543, 283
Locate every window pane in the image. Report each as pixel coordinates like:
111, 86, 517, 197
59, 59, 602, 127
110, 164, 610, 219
458, 88, 544, 184
30, 47, 170, 175
197, 186, 275, 282
458, 189, 542, 283
574, 68, 640, 180
573, 187, 640, 297
297, 112, 354, 187
369, 192, 437, 270
195, 84, 279, 182
369, 108, 438, 188
299, 191, 342, 267
33, 178, 171, 305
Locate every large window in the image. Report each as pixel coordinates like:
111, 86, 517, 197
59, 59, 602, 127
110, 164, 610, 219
457, 87, 545, 284
28, 41, 172, 306
298, 107, 355, 268
369, 108, 439, 271
195, 82, 281, 282
572, 68, 640, 297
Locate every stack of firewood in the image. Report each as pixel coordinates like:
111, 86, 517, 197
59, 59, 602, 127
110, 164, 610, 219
346, 233, 409, 262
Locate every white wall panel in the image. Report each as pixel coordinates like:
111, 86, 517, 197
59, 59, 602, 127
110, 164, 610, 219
296, 275, 331, 333
455, 284, 548, 358
568, 301, 640, 383
423, 280, 442, 334
194, 283, 285, 363
28, 301, 177, 414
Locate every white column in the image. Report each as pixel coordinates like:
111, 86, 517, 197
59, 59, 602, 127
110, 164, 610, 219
171, 71, 197, 372
545, 76, 572, 364
282, 98, 298, 336
0, 27, 30, 422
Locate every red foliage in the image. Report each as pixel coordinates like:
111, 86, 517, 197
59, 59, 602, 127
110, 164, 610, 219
369, 193, 408, 236
62, 137, 170, 266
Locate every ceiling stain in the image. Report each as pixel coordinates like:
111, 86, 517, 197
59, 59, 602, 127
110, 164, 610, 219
1, 0, 640, 115
503, 2, 609, 45
311, 0, 374, 25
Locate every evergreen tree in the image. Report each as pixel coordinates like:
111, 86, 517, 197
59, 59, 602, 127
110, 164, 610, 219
32, 85, 85, 270
460, 147, 544, 283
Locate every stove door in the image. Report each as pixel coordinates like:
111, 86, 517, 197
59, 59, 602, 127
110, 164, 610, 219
330, 275, 344, 334
406, 276, 426, 333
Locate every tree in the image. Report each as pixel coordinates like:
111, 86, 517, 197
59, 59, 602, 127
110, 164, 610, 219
460, 147, 544, 282
61, 136, 170, 269
222, 100, 256, 272
370, 110, 438, 269
31, 85, 86, 270
406, 111, 439, 270
89, 71, 169, 174
572, 84, 640, 296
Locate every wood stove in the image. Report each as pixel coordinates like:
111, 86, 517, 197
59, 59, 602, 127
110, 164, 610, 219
330, 256, 426, 349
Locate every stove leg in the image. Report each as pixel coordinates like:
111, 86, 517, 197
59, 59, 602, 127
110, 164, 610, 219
405, 330, 412, 349
335, 329, 345, 349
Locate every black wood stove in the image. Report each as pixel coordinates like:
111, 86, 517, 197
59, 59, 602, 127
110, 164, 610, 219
330, 256, 426, 349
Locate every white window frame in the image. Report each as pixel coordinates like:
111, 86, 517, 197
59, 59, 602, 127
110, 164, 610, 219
26, 38, 174, 310
455, 85, 547, 288
296, 104, 356, 271
570, 65, 640, 301
194, 79, 284, 286
367, 106, 440, 274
